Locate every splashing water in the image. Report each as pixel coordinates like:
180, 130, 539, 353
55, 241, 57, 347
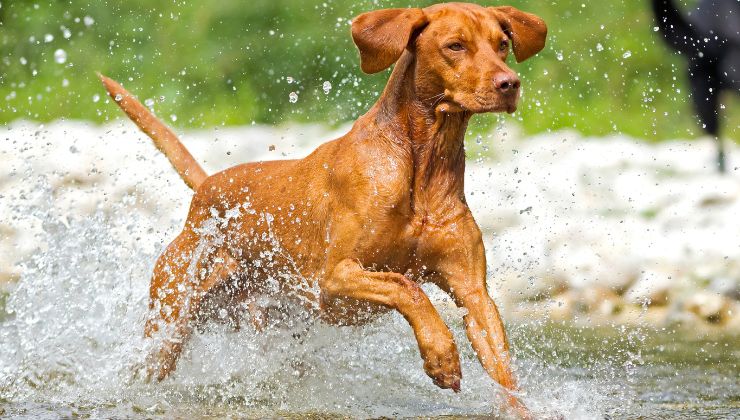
322, 81, 332, 94
0, 181, 629, 419
0, 200, 621, 416
0, 122, 736, 418
53, 49, 67, 64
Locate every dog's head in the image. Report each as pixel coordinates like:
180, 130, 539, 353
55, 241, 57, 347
351, 2, 547, 114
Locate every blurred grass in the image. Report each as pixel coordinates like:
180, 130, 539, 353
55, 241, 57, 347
0, 0, 737, 141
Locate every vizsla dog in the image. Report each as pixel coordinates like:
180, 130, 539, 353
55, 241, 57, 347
101, 2, 546, 413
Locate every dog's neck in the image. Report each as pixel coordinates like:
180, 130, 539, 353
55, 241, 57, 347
367, 51, 472, 216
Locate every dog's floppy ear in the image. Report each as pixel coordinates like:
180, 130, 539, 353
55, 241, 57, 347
490, 6, 547, 63
351, 8, 428, 74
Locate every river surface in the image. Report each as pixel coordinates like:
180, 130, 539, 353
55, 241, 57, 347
1, 271, 737, 419
0, 123, 738, 418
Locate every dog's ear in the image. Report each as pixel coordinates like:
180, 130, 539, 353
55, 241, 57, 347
351, 8, 428, 74
490, 6, 547, 63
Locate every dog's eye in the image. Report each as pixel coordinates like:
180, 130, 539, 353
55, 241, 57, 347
499, 39, 509, 52
447, 42, 464, 51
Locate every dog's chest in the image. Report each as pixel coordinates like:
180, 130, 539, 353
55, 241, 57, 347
352, 203, 448, 273
349, 169, 464, 269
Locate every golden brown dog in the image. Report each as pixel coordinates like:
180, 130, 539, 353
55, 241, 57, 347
101, 2, 546, 414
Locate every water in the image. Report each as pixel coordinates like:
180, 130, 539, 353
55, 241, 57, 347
0, 184, 737, 419
0, 123, 738, 418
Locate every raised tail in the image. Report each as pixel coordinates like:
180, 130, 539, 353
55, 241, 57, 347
98, 73, 208, 190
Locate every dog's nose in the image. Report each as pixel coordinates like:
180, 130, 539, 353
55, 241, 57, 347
494, 73, 520, 92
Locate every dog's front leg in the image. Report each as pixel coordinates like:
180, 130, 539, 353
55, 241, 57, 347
319, 258, 462, 391
422, 213, 530, 416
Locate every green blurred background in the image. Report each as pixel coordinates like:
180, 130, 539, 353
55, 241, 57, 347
1, 0, 737, 141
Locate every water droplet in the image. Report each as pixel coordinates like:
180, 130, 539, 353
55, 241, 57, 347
289, 92, 298, 103
170, 114, 177, 122
144, 98, 155, 107
83, 16, 95, 27
92, 94, 100, 103
322, 81, 332, 94
556, 51, 564, 61
44, 33, 54, 43
653, 26, 659, 32
286, 76, 294, 84
114, 94, 123, 102
622, 51, 632, 59
596, 43, 604, 52
61, 79, 69, 87
54, 49, 67, 64
62, 26, 71, 39
19, 57, 27, 65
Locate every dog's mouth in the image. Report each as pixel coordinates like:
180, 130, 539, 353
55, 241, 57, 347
433, 90, 519, 115
471, 93, 519, 114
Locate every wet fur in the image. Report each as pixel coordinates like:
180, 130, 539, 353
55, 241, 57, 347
101, 2, 547, 416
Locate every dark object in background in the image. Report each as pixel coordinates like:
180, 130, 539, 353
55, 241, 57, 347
651, 0, 739, 173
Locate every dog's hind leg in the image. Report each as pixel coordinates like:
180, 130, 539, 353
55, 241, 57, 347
319, 258, 462, 391
144, 230, 235, 381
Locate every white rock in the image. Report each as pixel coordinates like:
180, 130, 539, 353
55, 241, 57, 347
709, 276, 740, 299
625, 267, 676, 306
2, 119, 740, 329
684, 292, 733, 324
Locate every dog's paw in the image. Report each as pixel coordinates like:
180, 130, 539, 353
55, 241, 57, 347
422, 338, 462, 392
129, 359, 150, 384
144, 341, 180, 382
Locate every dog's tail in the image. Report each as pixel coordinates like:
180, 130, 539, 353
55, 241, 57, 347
98, 73, 208, 190
650, 0, 698, 56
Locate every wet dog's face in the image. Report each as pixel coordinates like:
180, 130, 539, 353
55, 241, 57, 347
416, 4, 530, 113
351, 2, 546, 114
